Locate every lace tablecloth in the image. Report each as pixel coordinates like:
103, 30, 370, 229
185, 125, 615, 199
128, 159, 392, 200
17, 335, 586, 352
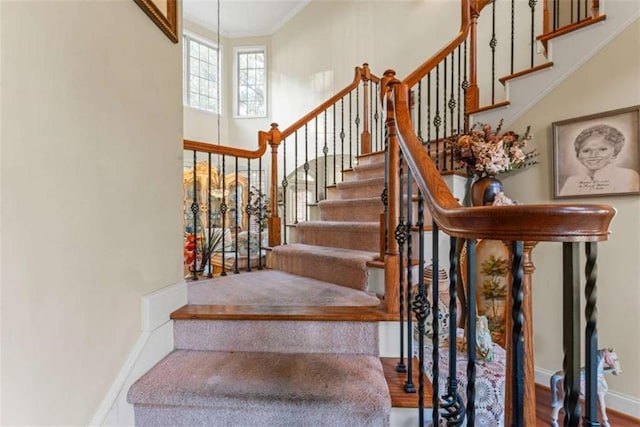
420, 341, 507, 426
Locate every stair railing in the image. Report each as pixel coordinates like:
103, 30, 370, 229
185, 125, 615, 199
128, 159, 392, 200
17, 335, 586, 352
385, 71, 616, 426
182, 128, 277, 279
265, 63, 382, 247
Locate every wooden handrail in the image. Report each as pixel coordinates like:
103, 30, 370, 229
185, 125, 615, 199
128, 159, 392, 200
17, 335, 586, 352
280, 64, 379, 140
402, 0, 471, 88
183, 130, 270, 159
390, 80, 615, 242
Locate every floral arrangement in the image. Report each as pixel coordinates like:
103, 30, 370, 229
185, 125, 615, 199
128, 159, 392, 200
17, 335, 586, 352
446, 120, 537, 178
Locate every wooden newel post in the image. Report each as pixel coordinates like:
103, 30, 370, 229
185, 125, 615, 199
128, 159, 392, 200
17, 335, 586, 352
466, 0, 481, 114
382, 69, 401, 313
361, 63, 372, 155
267, 122, 282, 247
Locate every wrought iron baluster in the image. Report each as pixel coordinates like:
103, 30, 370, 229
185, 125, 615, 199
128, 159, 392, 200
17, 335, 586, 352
562, 242, 582, 426
246, 158, 252, 272
465, 239, 477, 425
206, 152, 213, 278
412, 190, 428, 426
427, 73, 431, 154
190, 150, 199, 281
443, 56, 448, 171
584, 242, 599, 426
530, 0, 538, 68
448, 51, 456, 171
442, 236, 465, 426
349, 92, 353, 168
374, 82, 380, 152
323, 111, 328, 200
491, 0, 497, 104
395, 153, 407, 375
405, 169, 415, 394
341, 98, 345, 179
462, 39, 469, 132
356, 85, 360, 158
417, 79, 423, 144
315, 116, 319, 203
511, 240, 525, 426
431, 222, 441, 425
282, 139, 288, 245
333, 105, 337, 185
304, 124, 309, 221
220, 155, 227, 276
234, 157, 239, 274
511, 0, 515, 74
294, 132, 299, 224
258, 157, 264, 269
434, 64, 441, 170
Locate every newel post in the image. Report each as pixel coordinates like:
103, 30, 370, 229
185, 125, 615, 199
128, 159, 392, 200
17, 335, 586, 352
382, 69, 401, 313
361, 63, 372, 155
267, 123, 282, 247
466, 0, 482, 113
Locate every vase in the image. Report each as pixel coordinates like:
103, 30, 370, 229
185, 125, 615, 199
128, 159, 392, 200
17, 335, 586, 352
471, 176, 503, 206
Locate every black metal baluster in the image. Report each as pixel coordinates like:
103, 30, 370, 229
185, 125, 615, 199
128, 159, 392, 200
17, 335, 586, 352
246, 158, 252, 272
369, 80, 374, 151
356, 85, 360, 158
340, 98, 345, 179
374, 82, 380, 152
511, 240, 525, 427
405, 169, 415, 394
294, 132, 299, 224
220, 154, 227, 276
382, 126, 389, 254
412, 190, 428, 426
282, 139, 288, 245
323, 111, 328, 200
349, 92, 353, 168
511, 0, 515, 74
530, 0, 538, 68
395, 153, 407, 375
333, 105, 337, 185
448, 51, 456, 171
427, 73, 431, 154
577, 0, 581, 23
258, 157, 264, 269
491, 0, 497, 104
583, 242, 599, 426
457, 46, 462, 137
442, 236, 465, 426
417, 79, 423, 144
315, 116, 319, 203
562, 242, 582, 426
190, 150, 199, 281
431, 222, 441, 425
304, 124, 309, 221
462, 39, 469, 132
466, 239, 477, 425
443, 55, 448, 171
434, 65, 441, 170
206, 152, 213, 278
234, 157, 239, 274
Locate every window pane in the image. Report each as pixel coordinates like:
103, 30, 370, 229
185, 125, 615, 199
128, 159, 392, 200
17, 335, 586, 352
239, 70, 248, 85
189, 40, 199, 58
199, 79, 208, 95
239, 54, 247, 69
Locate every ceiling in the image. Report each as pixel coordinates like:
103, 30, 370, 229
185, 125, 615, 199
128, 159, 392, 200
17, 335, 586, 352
183, 0, 311, 39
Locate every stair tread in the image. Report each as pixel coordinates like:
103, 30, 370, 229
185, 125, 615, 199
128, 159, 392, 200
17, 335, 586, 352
128, 350, 391, 412
274, 243, 378, 262
319, 197, 382, 206
297, 220, 379, 228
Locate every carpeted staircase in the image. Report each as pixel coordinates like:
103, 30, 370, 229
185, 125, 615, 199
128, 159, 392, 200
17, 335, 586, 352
127, 151, 393, 426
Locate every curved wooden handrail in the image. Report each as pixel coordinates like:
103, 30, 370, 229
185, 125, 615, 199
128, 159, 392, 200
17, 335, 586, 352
391, 82, 615, 242
402, 0, 471, 88
280, 64, 379, 140
183, 129, 270, 159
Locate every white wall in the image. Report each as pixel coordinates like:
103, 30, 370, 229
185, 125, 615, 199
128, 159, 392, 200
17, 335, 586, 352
0, 1, 183, 424
503, 19, 640, 402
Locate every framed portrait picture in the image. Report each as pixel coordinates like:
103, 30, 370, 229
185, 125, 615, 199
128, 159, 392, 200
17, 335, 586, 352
552, 105, 640, 198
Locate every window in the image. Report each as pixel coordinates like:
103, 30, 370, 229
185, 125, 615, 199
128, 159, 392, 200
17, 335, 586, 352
184, 33, 220, 114
234, 47, 267, 118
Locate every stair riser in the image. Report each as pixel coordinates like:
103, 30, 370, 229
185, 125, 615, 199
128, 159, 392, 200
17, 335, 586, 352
134, 404, 390, 427
175, 319, 378, 355
319, 201, 383, 222
275, 254, 369, 290
334, 180, 385, 199
298, 227, 379, 252
356, 151, 386, 166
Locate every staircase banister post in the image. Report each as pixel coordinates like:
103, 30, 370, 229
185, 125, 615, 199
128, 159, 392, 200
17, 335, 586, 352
382, 69, 402, 313
267, 123, 282, 247
361, 63, 372, 155
466, 0, 481, 114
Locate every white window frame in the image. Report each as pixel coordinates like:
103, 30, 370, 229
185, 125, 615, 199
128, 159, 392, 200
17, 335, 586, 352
233, 46, 267, 118
183, 31, 222, 115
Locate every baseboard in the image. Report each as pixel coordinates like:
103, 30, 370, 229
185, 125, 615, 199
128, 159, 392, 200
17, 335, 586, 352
89, 281, 187, 426
535, 367, 640, 419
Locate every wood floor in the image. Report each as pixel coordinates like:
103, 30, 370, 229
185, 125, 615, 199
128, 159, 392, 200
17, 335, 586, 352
381, 357, 639, 426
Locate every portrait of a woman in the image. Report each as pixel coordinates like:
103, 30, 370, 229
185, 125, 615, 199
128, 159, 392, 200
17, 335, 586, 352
554, 106, 640, 198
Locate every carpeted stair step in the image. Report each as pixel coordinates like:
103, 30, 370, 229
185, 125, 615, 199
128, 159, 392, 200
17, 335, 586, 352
319, 197, 383, 222
343, 161, 386, 181
330, 176, 385, 199
127, 350, 391, 427
272, 243, 378, 290
296, 221, 380, 252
